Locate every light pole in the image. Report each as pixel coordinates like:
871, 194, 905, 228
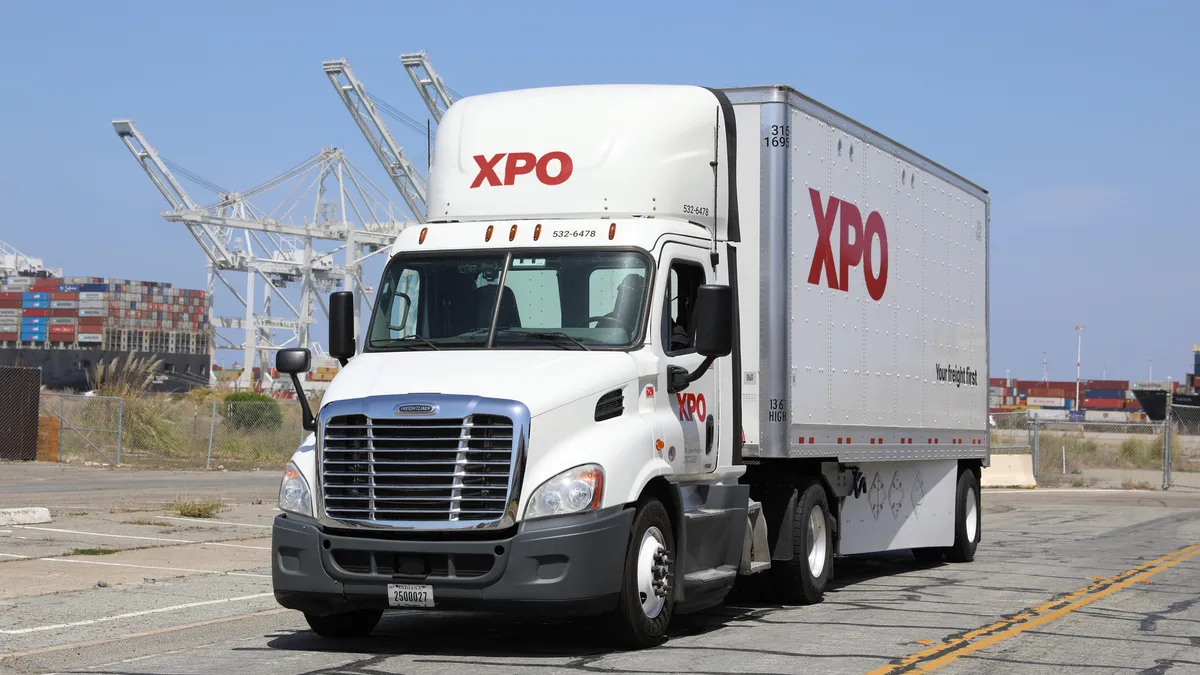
1075, 326, 1085, 410
1149, 359, 1153, 382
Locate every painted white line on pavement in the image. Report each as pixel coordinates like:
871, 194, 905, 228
162, 516, 271, 529
13, 526, 268, 550
0, 553, 29, 559
204, 542, 270, 551
0, 593, 275, 635
0, 530, 12, 534
44, 557, 269, 577
15, 526, 189, 543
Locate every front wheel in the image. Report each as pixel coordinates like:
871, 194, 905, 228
769, 481, 834, 605
609, 499, 676, 649
304, 609, 383, 639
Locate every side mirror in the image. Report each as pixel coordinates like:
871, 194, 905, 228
276, 348, 311, 375
694, 284, 733, 358
667, 284, 735, 394
329, 291, 356, 365
275, 348, 316, 432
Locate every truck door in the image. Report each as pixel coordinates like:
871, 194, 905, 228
657, 243, 719, 474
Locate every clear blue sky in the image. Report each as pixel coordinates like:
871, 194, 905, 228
1, 1, 1196, 381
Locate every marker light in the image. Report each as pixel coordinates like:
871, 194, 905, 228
509, 224, 518, 241
533, 223, 542, 241
608, 222, 617, 240
485, 225, 494, 242
419, 227, 428, 245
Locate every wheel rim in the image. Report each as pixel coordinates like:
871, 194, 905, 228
807, 504, 827, 578
965, 485, 979, 542
636, 526, 670, 619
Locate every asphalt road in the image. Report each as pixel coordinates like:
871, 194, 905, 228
1, 464, 1198, 675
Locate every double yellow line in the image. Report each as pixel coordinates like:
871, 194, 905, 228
867, 541, 1200, 674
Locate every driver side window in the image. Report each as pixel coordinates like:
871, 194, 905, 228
663, 260, 705, 355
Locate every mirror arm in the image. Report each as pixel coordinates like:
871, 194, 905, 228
288, 373, 317, 432
667, 355, 717, 394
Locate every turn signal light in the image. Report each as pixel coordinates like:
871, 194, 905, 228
419, 227, 428, 245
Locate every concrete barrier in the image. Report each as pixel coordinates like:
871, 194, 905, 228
0, 507, 52, 526
982, 454, 1037, 489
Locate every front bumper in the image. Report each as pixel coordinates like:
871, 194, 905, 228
272, 506, 634, 618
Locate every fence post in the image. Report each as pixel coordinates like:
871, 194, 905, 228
206, 401, 217, 470
116, 397, 124, 466
1032, 419, 1040, 480
1162, 406, 1172, 491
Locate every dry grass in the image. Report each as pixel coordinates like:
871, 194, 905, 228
168, 498, 226, 519
122, 518, 171, 527
68, 547, 118, 556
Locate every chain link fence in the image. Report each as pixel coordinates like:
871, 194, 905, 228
1167, 405, 1200, 489
990, 412, 1033, 454
1031, 419, 1165, 489
35, 392, 308, 470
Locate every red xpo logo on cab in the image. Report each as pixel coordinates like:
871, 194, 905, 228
676, 393, 706, 422
806, 188, 889, 300
471, 152, 573, 188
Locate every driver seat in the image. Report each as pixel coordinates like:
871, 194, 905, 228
597, 274, 644, 332
474, 285, 521, 330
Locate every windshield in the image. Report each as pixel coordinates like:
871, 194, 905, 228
367, 250, 651, 351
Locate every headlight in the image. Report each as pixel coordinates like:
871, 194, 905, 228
525, 464, 604, 520
279, 461, 313, 517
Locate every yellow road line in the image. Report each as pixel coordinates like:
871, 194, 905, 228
866, 541, 1200, 674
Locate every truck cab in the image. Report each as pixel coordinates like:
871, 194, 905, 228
273, 85, 754, 647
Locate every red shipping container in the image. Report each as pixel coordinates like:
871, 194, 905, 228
31, 282, 60, 291
49, 325, 76, 335
50, 292, 79, 301
1028, 388, 1067, 398
48, 334, 74, 342
0, 333, 17, 341
21, 308, 48, 317
0, 300, 19, 309
1083, 398, 1124, 410
0, 291, 21, 300
49, 308, 77, 317
1086, 380, 1129, 390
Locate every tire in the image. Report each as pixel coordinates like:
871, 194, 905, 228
609, 499, 676, 649
944, 469, 981, 563
769, 481, 834, 605
304, 609, 383, 639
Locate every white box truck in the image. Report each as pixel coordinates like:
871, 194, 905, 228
272, 83, 989, 647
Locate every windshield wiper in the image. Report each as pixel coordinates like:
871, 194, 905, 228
508, 330, 592, 351
377, 335, 442, 350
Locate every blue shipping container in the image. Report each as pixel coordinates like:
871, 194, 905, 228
80, 283, 107, 292
21, 335, 46, 342
21, 317, 48, 325
22, 300, 49, 309
1085, 389, 1125, 399
59, 284, 80, 292
22, 292, 49, 301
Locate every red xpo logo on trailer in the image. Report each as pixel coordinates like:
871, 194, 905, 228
806, 188, 889, 300
470, 152, 574, 188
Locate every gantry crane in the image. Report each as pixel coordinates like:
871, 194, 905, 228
400, 52, 457, 123
322, 60, 428, 223
114, 120, 405, 388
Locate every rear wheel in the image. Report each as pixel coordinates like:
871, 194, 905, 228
304, 609, 383, 639
770, 481, 833, 605
609, 499, 676, 649
945, 470, 981, 563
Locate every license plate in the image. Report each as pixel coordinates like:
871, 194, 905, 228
387, 583, 434, 608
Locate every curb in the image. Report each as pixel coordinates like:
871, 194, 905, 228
0, 507, 52, 526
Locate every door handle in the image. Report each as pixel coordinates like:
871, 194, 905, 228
705, 415, 715, 455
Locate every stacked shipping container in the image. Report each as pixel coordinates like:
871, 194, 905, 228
0, 275, 210, 355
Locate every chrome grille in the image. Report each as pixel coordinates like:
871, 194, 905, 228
321, 413, 515, 523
